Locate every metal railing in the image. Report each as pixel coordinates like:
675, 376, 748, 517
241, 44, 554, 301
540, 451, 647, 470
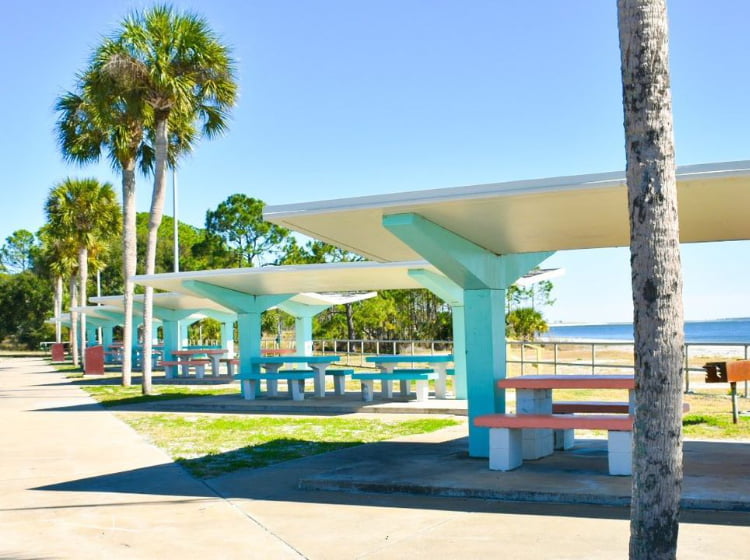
261, 338, 453, 368
256, 337, 749, 395
508, 340, 750, 395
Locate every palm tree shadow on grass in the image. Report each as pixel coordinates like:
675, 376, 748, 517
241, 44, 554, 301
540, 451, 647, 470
178, 438, 360, 479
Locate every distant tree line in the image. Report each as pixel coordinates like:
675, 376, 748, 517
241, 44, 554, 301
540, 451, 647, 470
1, 189, 555, 350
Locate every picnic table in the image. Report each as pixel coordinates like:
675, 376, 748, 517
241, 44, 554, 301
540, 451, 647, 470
477, 374, 637, 475
250, 355, 342, 398
365, 354, 454, 399
171, 348, 227, 376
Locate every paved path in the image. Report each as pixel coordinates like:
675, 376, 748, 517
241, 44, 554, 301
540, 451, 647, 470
2, 357, 749, 559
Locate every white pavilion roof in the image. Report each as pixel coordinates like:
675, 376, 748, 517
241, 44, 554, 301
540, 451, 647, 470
263, 160, 750, 261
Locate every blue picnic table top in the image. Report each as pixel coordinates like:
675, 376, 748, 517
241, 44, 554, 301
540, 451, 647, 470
249, 355, 341, 364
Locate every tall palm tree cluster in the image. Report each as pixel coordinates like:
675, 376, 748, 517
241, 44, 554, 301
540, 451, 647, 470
43, 178, 120, 368
53, 5, 237, 391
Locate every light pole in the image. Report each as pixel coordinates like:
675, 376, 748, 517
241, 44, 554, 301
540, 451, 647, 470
173, 168, 179, 272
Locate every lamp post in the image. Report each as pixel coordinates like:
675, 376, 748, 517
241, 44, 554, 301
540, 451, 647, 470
173, 168, 179, 273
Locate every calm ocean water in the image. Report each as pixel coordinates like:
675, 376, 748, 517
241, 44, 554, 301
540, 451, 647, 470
546, 318, 750, 344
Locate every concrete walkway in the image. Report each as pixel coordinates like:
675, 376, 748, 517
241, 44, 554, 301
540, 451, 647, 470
2, 357, 749, 559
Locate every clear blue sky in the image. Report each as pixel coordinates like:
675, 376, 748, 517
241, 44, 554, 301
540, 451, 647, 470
2, 1, 749, 323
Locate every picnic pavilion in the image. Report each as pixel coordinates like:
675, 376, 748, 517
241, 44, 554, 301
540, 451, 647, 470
83, 290, 377, 368
263, 160, 750, 456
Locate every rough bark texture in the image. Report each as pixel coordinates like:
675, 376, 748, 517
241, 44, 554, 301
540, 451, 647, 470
617, 1, 684, 559
69, 277, 79, 367
121, 161, 137, 387
78, 247, 88, 369
141, 115, 170, 395
54, 276, 63, 343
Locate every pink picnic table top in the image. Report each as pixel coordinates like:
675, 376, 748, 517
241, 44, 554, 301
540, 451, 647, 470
498, 375, 635, 390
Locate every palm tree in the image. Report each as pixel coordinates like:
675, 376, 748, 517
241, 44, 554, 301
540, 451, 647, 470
100, 5, 237, 394
38, 227, 78, 344
55, 66, 149, 385
617, 1, 684, 558
45, 178, 121, 368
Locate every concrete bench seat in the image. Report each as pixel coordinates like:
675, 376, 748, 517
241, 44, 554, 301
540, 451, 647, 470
325, 368, 354, 395
219, 357, 239, 375
159, 359, 210, 379
548, 401, 690, 449
351, 369, 436, 402
474, 413, 634, 475
234, 371, 316, 401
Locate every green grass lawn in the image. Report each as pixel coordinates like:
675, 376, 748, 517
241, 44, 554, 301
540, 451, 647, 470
79, 383, 237, 407
67, 367, 748, 479
120, 413, 460, 478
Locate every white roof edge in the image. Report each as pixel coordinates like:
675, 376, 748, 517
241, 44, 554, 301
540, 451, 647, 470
131, 260, 436, 284
264, 160, 750, 219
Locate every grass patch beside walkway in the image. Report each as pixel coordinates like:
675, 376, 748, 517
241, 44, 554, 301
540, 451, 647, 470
119, 413, 460, 478
80, 384, 237, 407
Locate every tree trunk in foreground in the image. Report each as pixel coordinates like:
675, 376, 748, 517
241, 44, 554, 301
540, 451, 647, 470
69, 277, 79, 367
54, 275, 63, 343
78, 246, 88, 370
618, 1, 685, 558
141, 115, 170, 395
121, 160, 138, 387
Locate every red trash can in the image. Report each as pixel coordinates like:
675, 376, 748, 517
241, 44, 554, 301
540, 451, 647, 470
51, 343, 66, 362
84, 345, 105, 375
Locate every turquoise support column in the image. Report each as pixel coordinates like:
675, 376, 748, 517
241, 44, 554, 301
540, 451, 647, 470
296, 316, 313, 356
408, 269, 467, 398
385, 212, 553, 457
162, 320, 179, 359
183, 280, 293, 387
152, 306, 200, 360
102, 325, 114, 349
86, 325, 97, 347
133, 317, 143, 367
237, 312, 262, 376
277, 302, 330, 357
451, 305, 467, 398
221, 320, 235, 356
179, 321, 190, 348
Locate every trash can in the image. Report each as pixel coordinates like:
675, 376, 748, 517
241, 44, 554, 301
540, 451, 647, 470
51, 343, 66, 362
84, 345, 105, 375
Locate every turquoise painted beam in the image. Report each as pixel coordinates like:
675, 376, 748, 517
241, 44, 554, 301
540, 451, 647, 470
384, 213, 553, 289
152, 305, 197, 322
183, 280, 292, 314
407, 269, 463, 306
94, 309, 125, 324
277, 301, 330, 319
183, 280, 294, 388
384, 211, 554, 457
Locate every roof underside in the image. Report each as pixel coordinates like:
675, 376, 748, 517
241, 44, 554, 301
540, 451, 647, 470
263, 161, 750, 262
132, 261, 442, 296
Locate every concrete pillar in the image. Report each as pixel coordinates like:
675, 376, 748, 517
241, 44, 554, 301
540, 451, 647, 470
385, 212, 553, 457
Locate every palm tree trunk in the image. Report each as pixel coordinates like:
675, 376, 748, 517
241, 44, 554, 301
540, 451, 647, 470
69, 276, 79, 367
618, 1, 684, 558
345, 303, 356, 340
54, 275, 63, 343
142, 114, 170, 395
121, 159, 138, 387
78, 246, 88, 370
